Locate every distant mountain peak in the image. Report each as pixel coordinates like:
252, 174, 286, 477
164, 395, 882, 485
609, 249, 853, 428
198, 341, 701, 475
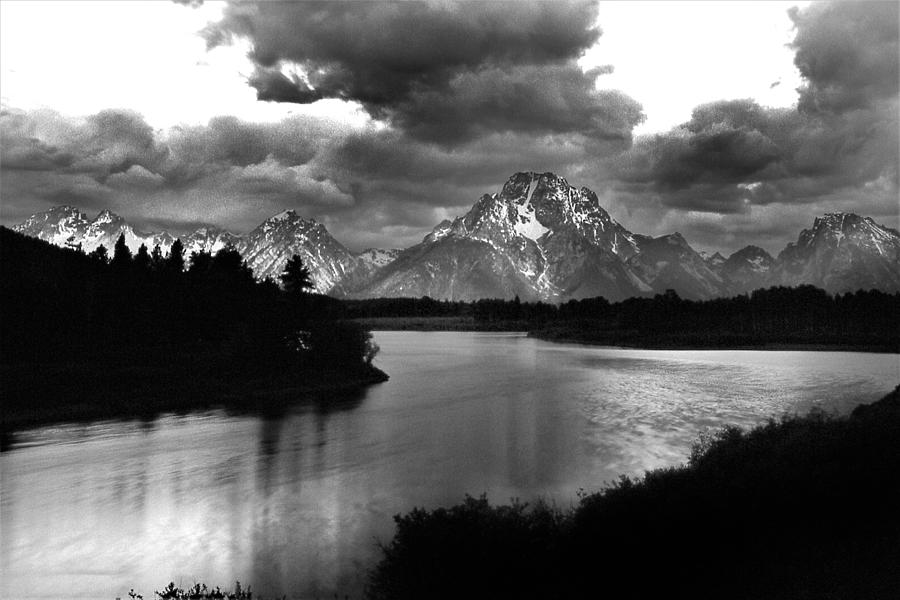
701, 251, 727, 266
92, 209, 123, 225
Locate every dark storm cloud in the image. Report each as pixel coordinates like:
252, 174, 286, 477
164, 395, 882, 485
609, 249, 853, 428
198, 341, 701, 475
390, 64, 642, 143
205, 1, 644, 144
3, 0, 897, 256
0, 107, 164, 180
0, 107, 356, 233
789, 0, 899, 114
607, 1, 898, 220
0, 102, 617, 249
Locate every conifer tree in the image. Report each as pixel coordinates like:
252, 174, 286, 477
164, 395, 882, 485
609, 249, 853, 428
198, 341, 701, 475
134, 244, 151, 271
166, 239, 185, 273
112, 233, 132, 269
281, 255, 314, 296
89, 244, 109, 263
150, 244, 164, 270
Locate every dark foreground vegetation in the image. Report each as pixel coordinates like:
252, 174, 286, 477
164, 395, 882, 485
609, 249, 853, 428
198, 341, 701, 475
367, 385, 900, 600
346, 287, 900, 351
0, 227, 386, 431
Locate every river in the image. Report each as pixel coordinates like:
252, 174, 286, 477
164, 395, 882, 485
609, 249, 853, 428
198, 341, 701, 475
2, 332, 898, 599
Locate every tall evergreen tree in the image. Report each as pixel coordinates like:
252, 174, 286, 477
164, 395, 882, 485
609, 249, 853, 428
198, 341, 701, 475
134, 243, 151, 271
150, 244, 164, 270
111, 233, 132, 269
189, 250, 213, 276
166, 239, 185, 273
89, 244, 109, 263
281, 255, 314, 296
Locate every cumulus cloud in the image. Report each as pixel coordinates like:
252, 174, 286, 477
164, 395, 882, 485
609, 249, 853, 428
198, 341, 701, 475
606, 1, 898, 229
2, 1, 897, 256
790, 1, 899, 114
205, 1, 644, 144
0, 107, 356, 234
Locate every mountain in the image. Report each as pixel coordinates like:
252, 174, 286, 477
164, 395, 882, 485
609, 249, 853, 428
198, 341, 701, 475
234, 210, 360, 293
12, 184, 900, 300
12, 206, 174, 254
184, 227, 241, 257
770, 213, 900, 293
626, 233, 730, 300
12, 206, 359, 294
356, 248, 402, 269
351, 172, 727, 301
700, 251, 727, 268
719, 245, 775, 294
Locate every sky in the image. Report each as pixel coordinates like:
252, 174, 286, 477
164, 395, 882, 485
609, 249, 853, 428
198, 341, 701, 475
0, 0, 897, 255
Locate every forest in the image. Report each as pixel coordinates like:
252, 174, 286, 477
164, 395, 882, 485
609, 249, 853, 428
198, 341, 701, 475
345, 287, 900, 351
0, 227, 385, 429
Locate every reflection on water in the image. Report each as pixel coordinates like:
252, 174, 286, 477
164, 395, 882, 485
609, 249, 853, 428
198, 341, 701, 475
2, 333, 898, 599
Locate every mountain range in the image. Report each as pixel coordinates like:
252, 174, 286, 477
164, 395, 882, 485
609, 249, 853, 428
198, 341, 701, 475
12, 172, 900, 299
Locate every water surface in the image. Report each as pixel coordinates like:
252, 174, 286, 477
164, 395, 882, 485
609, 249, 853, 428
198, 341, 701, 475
2, 332, 897, 599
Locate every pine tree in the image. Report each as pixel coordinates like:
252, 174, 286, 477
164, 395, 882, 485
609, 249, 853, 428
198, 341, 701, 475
111, 233, 132, 269
89, 244, 109, 263
166, 239, 185, 273
281, 255, 314, 296
134, 244, 151, 271
150, 244, 164, 270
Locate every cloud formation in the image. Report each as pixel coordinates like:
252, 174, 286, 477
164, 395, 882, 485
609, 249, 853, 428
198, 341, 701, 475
205, 1, 643, 144
1, 1, 897, 257
0, 106, 601, 249
606, 1, 898, 227
790, 1, 899, 114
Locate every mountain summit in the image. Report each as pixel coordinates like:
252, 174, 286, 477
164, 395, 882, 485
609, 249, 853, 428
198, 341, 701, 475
771, 213, 900, 293
352, 172, 726, 301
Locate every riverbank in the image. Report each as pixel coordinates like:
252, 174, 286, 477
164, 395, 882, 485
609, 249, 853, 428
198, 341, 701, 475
351, 316, 528, 331
0, 360, 388, 433
529, 327, 900, 353
368, 384, 900, 599
350, 317, 899, 352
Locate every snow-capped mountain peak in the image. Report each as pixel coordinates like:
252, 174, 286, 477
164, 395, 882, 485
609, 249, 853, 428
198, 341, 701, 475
356, 248, 401, 268
772, 212, 900, 293
12, 192, 900, 300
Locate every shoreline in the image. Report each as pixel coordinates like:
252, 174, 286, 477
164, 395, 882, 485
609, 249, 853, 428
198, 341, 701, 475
526, 332, 900, 354
358, 322, 898, 353
0, 362, 389, 435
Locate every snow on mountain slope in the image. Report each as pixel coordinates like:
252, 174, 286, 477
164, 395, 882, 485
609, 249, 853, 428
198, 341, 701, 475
235, 210, 358, 293
12, 199, 900, 301
352, 172, 708, 301
772, 213, 900, 293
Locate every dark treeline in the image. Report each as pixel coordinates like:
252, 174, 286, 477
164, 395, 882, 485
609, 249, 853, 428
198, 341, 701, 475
344, 296, 472, 318
367, 385, 900, 599
345, 287, 900, 350
536, 286, 900, 350
1, 227, 384, 427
